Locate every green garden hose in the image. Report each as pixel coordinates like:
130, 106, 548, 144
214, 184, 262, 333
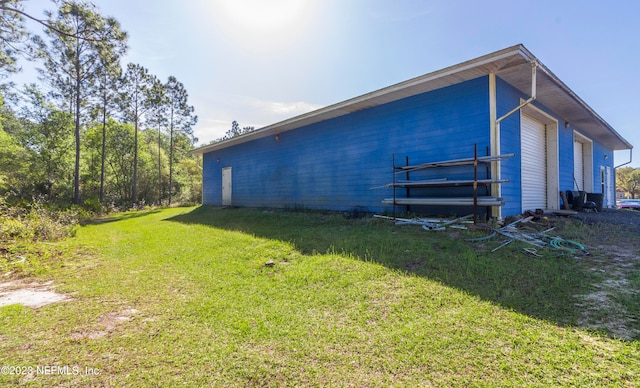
549, 238, 585, 253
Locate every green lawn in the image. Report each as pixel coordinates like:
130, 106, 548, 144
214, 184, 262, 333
1, 206, 638, 386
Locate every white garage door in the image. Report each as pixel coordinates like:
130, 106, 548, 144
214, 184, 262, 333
521, 114, 547, 211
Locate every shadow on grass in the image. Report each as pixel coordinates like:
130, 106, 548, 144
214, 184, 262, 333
83, 209, 163, 225
167, 206, 597, 334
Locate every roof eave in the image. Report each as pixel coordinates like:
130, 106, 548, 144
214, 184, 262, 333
192, 44, 632, 155
536, 64, 633, 151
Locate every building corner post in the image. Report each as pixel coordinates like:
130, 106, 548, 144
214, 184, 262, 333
489, 73, 501, 219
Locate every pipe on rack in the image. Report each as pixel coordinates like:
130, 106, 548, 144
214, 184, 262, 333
382, 198, 503, 206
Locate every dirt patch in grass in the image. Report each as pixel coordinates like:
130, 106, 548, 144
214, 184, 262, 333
0, 279, 70, 308
568, 209, 640, 340
70, 308, 139, 340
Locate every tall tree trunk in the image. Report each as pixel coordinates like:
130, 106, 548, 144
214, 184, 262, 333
73, 59, 82, 205
132, 118, 138, 207
99, 97, 107, 204
168, 107, 174, 206
157, 125, 162, 205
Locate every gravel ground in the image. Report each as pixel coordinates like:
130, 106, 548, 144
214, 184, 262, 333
572, 208, 640, 233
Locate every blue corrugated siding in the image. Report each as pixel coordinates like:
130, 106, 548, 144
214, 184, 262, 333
202, 151, 220, 205
202, 77, 491, 213
583, 132, 614, 194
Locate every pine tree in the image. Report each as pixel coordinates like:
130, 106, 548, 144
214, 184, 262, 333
34, 1, 125, 204
163, 76, 196, 205
119, 63, 157, 207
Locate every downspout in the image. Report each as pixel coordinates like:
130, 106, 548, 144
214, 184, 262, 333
614, 148, 633, 169
491, 60, 538, 219
614, 148, 633, 203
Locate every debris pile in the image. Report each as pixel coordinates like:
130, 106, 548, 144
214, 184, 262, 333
375, 212, 588, 256
487, 216, 587, 255
373, 214, 474, 231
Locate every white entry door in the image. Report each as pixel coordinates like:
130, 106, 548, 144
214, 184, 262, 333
222, 167, 232, 206
606, 166, 614, 208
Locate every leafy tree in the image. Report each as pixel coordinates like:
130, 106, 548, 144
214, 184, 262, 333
119, 63, 157, 207
0, 126, 19, 190
14, 85, 74, 201
0, 94, 27, 192
229, 120, 240, 137
34, 1, 125, 204
163, 76, 197, 205
146, 79, 168, 204
135, 127, 161, 206
219, 120, 255, 141
82, 121, 102, 198
103, 119, 134, 204
617, 167, 640, 199
170, 131, 202, 205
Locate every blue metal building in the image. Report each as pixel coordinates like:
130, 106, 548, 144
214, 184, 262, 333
193, 45, 632, 218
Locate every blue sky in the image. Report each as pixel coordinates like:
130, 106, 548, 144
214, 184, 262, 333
17, 0, 639, 167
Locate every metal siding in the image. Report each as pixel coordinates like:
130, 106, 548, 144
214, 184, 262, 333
202, 152, 220, 205
591, 139, 615, 206
558, 124, 577, 197
201, 77, 491, 212
521, 114, 547, 210
494, 78, 522, 216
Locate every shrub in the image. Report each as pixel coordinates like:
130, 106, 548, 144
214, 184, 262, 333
0, 197, 79, 242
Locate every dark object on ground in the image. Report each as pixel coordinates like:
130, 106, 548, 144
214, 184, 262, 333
582, 201, 598, 212
551, 209, 578, 216
586, 193, 604, 212
566, 191, 601, 212
566, 191, 586, 211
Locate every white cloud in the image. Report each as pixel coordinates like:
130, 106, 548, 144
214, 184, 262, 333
248, 98, 324, 118
193, 119, 232, 146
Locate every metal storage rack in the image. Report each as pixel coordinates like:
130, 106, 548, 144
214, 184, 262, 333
382, 144, 514, 222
